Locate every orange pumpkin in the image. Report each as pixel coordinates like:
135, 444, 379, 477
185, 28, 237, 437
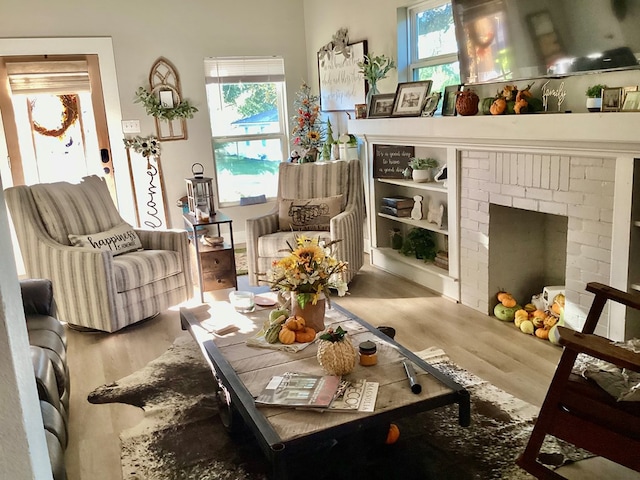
295, 326, 316, 343
278, 326, 296, 345
385, 423, 400, 445
496, 291, 511, 302
535, 328, 550, 340
501, 295, 517, 308
490, 97, 507, 115
285, 315, 305, 331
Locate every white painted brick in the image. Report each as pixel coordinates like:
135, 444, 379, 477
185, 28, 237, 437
570, 165, 586, 179
552, 190, 583, 205
512, 197, 538, 211
582, 245, 611, 262
580, 270, 609, 285
501, 184, 526, 198
468, 209, 489, 224
461, 198, 479, 210
468, 168, 493, 181
567, 217, 583, 231
501, 157, 510, 184
586, 166, 615, 182
479, 201, 490, 213
569, 178, 606, 194
550, 156, 560, 190
539, 201, 567, 215
510, 156, 518, 184
583, 192, 614, 206
525, 187, 551, 200
464, 177, 481, 190
598, 260, 612, 277
524, 155, 534, 186
469, 188, 489, 202
573, 157, 604, 167
541, 156, 551, 188
494, 157, 502, 183
478, 158, 490, 170
565, 278, 585, 294
598, 235, 612, 250
572, 231, 600, 248
582, 219, 612, 236
469, 150, 490, 159
489, 193, 513, 206
461, 218, 479, 231
568, 204, 600, 220
600, 208, 614, 223
532, 156, 542, 187
566, 241, 583, 255
465, 158, 480, 169
489, 157, 496, 182
461, 237, 480, 251
479, 222, 489, 235
518, 155, 526, 184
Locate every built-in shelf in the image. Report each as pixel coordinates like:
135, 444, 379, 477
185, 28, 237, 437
377, 178, 447, 193
377, 212, 448, 234
377, 247, 450, 278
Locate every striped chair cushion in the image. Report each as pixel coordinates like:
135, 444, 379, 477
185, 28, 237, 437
30, 175, 123, 245
112, 250, 183, 293
278, 162, 349, 211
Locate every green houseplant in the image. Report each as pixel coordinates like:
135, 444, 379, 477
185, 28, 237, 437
400, 228, 437, 261
585, 84, 607, 112
409, 157, 438, 183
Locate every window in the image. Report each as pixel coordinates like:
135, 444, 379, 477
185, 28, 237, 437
204, 57, 287, 205
406, 1, 460, 99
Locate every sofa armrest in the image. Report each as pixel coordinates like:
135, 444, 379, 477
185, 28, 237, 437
20, 279, 56, 317
246, 211, 279, 285
330, 203, 365, 283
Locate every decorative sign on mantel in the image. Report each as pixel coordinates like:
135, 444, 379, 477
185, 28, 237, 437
373, 145, 415, 178
318, 40, 368, 111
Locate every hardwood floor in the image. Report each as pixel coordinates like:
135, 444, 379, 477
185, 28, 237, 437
64, 258, 639, 479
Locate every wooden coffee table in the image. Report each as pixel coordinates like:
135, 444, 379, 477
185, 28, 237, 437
180, 299, 470, 479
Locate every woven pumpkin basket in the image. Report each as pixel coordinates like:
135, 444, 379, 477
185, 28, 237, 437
316, 334, 357, 376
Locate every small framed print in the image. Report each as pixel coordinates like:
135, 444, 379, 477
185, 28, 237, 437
601, 87, 622, 112
442, 84, 461, 116
159, 90, 174, 108
421, 92, 441, 117
355, 103, 368, 119
391, 81, 432, 117
367, 93, 395, 118
622, 91, 640, 111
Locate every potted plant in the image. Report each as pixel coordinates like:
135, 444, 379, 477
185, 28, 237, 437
409, 157, 438, 183
400, 228, 437, 261
586, 84, 607, 112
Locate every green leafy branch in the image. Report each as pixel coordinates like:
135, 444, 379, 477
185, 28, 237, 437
134, 87, 198, 121
357, 54, 396, 84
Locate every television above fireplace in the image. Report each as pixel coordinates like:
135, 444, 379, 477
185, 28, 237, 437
452, 0, 640, 85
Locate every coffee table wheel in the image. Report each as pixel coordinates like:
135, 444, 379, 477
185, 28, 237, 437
216, 381, 243, 434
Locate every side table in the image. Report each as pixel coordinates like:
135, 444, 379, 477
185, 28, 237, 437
183, 212, 237, 302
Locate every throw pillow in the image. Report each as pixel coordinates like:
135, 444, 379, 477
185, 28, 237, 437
68, 223, 143, 255
279, 195, 343, 231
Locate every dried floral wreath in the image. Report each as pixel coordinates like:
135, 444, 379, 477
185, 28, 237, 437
31, 94, 79, 138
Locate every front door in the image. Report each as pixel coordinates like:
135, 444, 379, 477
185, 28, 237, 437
0, 54, 117, 199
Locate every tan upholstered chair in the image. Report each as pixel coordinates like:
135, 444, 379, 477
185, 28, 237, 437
5, 175, 193, 332
246, 159, 365, 286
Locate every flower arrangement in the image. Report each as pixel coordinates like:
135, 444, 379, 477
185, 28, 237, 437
267, 235, 348, 309
357, 53, 396, 93
123, 135, 161, 158
134, 87, 198, 121
291, 82, 325, 155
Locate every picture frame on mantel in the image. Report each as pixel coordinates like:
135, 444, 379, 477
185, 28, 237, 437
318, 40, 367, 111
391, 80, 432, 117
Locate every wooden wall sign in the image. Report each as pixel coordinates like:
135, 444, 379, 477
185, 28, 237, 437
126, 148, 169, 229
318, 40, 367, 111
373, 144, 415, 178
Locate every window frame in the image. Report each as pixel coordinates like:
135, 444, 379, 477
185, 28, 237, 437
205, 57, 288, 207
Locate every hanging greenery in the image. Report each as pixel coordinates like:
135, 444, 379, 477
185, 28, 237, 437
31, 94, 79, 138
134, 87, 198, 121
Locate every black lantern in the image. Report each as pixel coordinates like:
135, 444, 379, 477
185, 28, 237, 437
185, 163, 215, 221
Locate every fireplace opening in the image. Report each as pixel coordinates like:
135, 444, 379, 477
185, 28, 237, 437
488, 204, 568, 309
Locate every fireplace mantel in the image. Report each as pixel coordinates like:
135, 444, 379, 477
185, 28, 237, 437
348, 113, 640, 156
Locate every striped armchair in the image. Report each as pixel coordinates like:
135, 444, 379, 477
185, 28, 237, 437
246, 159, 365, 286
5, 176, 193, 333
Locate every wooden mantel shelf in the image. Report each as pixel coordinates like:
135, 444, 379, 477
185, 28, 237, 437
348, 113, 640, 155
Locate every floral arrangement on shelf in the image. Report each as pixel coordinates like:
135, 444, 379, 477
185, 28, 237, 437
267, 235, 348, 309
357, 53, 396, 99
123, 135, 161, 158
291, 82, 325, 160
134, 87, 198, 121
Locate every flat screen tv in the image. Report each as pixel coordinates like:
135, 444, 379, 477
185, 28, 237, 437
452, 0, 640, 85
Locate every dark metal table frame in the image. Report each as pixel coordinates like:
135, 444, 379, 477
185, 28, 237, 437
180, 303, 470, 479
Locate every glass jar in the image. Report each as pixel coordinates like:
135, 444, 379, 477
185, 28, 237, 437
359, 340, 378, 366
390, 228, 403, 250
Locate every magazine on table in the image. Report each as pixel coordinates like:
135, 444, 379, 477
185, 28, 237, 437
254, 372, 342, 408
325, 378, 379, 413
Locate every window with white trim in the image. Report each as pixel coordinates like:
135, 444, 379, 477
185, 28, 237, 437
204, 57, 287, 205
407, 0, 460, 98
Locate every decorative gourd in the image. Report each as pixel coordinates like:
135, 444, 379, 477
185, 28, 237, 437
285, 315, 306, 332
455, 90, 479, 116
278, 326, 296, 345
496, 291, 511, 303
535, 327, 550, 340
544, 315, 558, 328
520, 320, 534, 334
265, 323, 283, 344
514, 309, 528, 328
490, 97, 507, 115
386, 423, 400, 445
269, 309, 289, 323
316, 326, 357, 376
295, 326, 316, 343
501, 295, 517, 308
532, 316, 545, 329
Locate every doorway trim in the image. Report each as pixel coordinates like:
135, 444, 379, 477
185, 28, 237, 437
0, 37, 136, 223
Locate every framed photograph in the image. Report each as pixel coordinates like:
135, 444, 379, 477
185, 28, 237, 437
367, 93, 395, 118
442, 84, 461, 116
422, 92, 441, 117
355, 103, 367, 119
601, 87, 622, 111
391, 81, 433, 117
622, 91, 640, 111
623, 85, 638, 105
317, 40, 367, 111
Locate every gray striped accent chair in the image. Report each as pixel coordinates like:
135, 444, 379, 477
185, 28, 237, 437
246, 159, 365, 286
5, 175, 193, 333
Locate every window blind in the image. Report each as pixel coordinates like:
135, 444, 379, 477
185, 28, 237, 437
204, 56, 285, 84
6, 60, 90, 94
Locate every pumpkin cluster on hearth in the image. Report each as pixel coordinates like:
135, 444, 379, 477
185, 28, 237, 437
493, 290, 564, 343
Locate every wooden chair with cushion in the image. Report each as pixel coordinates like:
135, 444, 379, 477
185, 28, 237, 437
516, 282, 640, 478
5, 175, 193, 332
246, 159, 365, 286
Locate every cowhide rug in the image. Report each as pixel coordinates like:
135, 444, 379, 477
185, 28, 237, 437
88, 336, 592, 480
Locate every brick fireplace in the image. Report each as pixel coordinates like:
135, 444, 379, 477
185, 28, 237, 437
459, 155, 615, 335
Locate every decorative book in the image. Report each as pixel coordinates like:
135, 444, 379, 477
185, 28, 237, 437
380, 205, 412, 217
255, 372, 341, 408
381, 196, 414, 209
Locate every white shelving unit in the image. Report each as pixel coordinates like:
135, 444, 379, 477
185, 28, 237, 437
349, 118, 460, 301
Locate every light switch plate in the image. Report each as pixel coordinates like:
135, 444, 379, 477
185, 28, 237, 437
121, 120, 140, 134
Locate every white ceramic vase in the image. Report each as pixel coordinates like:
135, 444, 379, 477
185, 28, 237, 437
412, 169, 432, 183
